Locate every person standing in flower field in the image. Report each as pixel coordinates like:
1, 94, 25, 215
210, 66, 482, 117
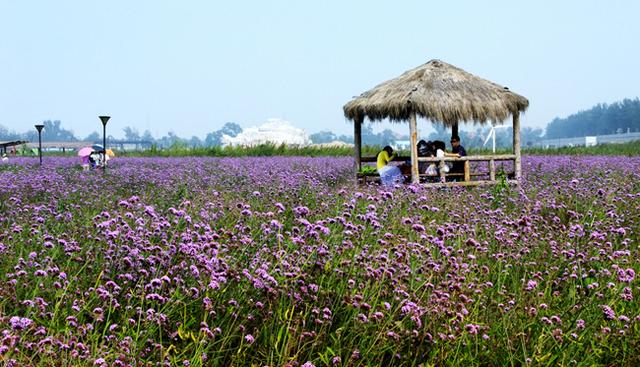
89, 151, 100, 169
81, 155, 91, 171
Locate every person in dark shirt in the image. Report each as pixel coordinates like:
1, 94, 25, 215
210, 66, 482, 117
449, 135, 467, 175
417, 139, 434, 174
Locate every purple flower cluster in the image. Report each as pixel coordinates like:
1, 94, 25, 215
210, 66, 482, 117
9, 317, 33, 331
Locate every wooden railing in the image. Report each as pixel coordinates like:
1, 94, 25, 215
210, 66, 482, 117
358, 154, 517, 187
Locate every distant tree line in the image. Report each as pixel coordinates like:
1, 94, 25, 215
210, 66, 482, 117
546, 98, 640, 138
1, 97, 637, 149
0, 120, 77, 142
0, 119, 544, 150
0, 121, 245, 149
310, 125, 402, 146
116, 122, 244, 149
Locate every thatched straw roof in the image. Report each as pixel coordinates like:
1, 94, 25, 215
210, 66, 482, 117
344, 59, 529, 126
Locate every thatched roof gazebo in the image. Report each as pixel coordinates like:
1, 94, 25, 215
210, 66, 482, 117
344, 59, 529, 186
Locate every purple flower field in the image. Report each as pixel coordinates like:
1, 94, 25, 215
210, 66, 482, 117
0, 156, 639, 366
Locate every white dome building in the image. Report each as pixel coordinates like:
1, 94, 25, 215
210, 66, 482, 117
222, 118, 311, 147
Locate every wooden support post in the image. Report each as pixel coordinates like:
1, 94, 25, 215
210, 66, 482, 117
489, 159, 495, 181
409, 112, 419, 184
452, 122, 459, 139
513, 112, 521, 181
464, 161, 470, 182
354, 115, 362, 174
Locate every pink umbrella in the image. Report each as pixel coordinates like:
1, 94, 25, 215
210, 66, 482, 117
77, 147, 93, 157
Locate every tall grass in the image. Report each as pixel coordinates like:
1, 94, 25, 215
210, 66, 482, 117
130, 141, 640, 157
523, 141, 640, 156
125, 143, 381, 158
10, 140, 640, 158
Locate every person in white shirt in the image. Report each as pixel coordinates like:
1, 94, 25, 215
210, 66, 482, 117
432, 140, 460, 176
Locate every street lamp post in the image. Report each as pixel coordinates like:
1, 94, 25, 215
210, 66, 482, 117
99, 116, 110, 171
34, 124, 44, 166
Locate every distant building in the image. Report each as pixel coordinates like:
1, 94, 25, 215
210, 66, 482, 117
538, 132, 640, 148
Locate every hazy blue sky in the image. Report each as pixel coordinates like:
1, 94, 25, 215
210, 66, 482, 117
1, 0, 638, 139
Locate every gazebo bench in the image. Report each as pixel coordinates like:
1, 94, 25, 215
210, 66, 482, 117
357, 171, 492, 184
358, 155, 516, 185
356, 171, 508, 185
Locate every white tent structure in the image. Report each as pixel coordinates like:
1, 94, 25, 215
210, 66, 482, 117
222, 118, 311, 147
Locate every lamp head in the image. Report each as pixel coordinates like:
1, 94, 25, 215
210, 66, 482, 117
99, 116, 111, 126
34, 124, 44, 132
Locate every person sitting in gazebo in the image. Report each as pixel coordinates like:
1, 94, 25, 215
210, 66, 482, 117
432, 140, 461, 178
417, 139, 434, 174
449, 135, 467, 177
377, 146, 403, 187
